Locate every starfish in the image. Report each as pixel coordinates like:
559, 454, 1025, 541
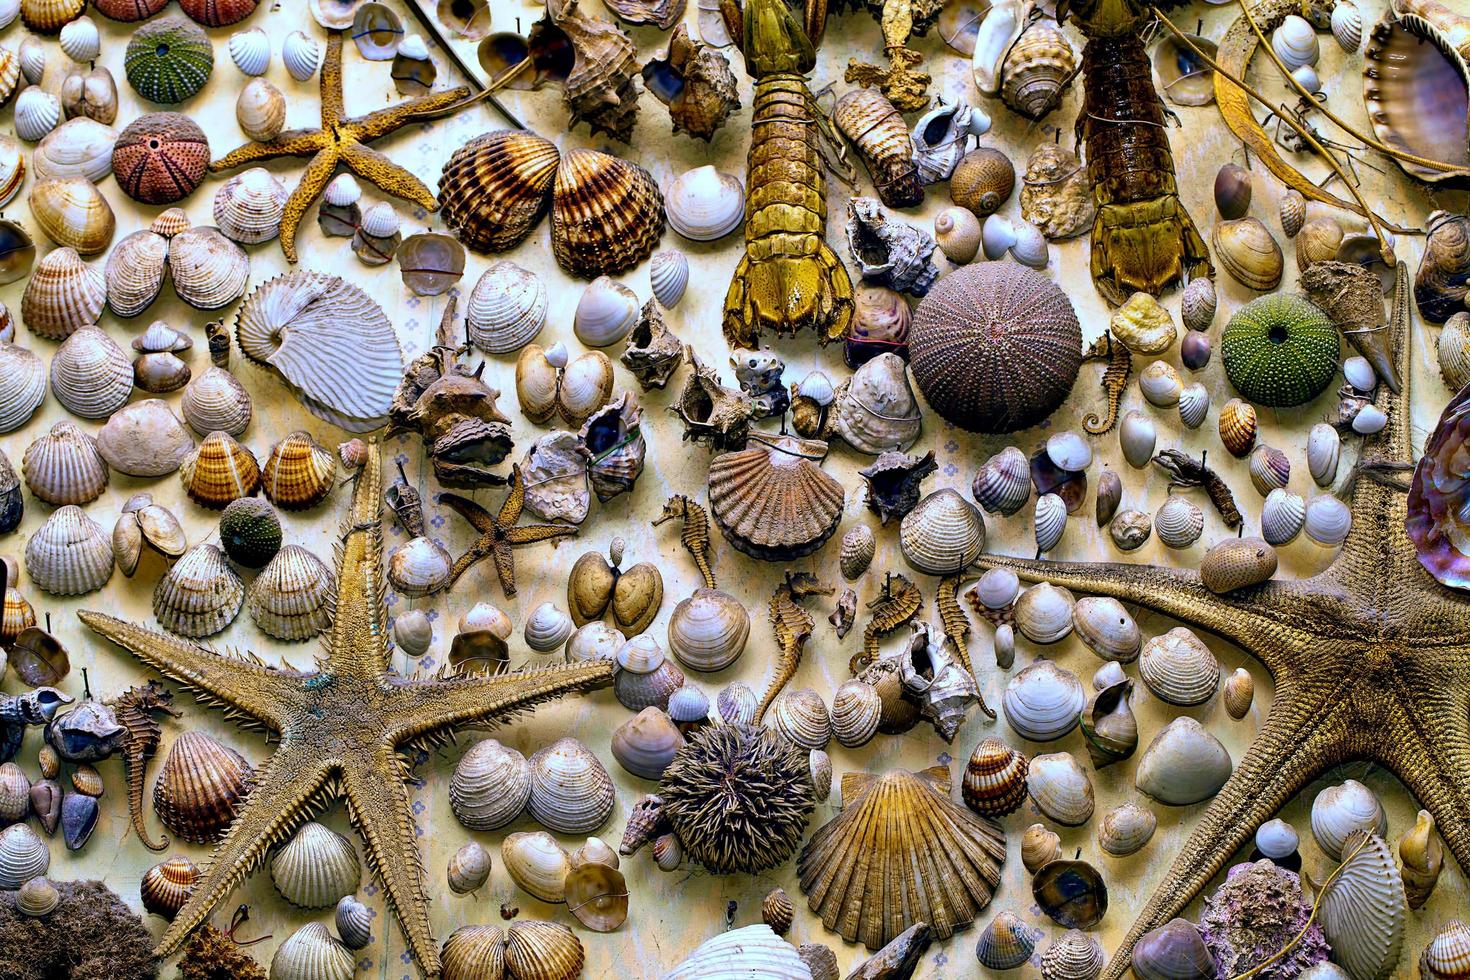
80, 444, 613, 977
439, 465, 579, 596
210, 29, 473, 263
974, 262, 1470, 979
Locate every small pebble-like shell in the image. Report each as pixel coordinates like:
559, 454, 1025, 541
393, 609, 432, 658
22, 246, 105, 341
974, 567, 1020, 610
1004, 658, 1084, 741
611, 706, 684, 780
283, 30, 321, 82
271, 822, 360, 909
1139, 360, 1183, 408
1027, 751, 1094, 826
1072, 596, 1141, 662
16, 877, 60, 917
1154, 495, 1204, 549
153, 730, 252, 843
25, 505, 113, 595
261, 431, 336, 511
49, 325, 131, 418
447, 840, 492, 894
1140, 627, 1219, 706
23, 420, 108, 506
1022, 822, 1062, 874
1311, 779, 1387, 860
1223, 667, 1254, 719
228, 26, 270, 76
934, 206, 982, 264
1200, 537, 1278, 594
180, 431, 259, 509
1305, 494, 1352, 546
830, 679, 881, 748
502, 830, 572, 903
450, 738, 531, 831
962, 738, 1029, 816
235, 76, 284, 142
1119, 410, 1156, 469
1178, 382, 1210, 429
1098, 801, 1157, 856
336, 895, 373, 950
247, 545, 336, 641
1034, 492, 1067, 554
527, 737, 616, 835
573, 276, 639, 349
271, 923, 355, 980
153, 543, 244, 637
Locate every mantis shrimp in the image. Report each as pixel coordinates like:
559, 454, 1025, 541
719, 0, 855, 348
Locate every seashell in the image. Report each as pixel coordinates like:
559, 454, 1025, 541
1215, 399, 1257, 460
22, 420, 108, 506
976, 910, 1039, 971
573, 276, 639, 349
0, 138, 21, 213
1201, 536, 1278, 594
1327, 0, 1362, 52
447, 840, 491, 894
524, 602, 575, 654
761, 887, 794, 935
1420, 920, 1470, 980
236, 77, 285, 142
1140, 626, 1219, 706
1305, 494, 1352, 546
1013, 582, 1076, 644
1080, 676, 1137, 768
103, 229, 168, 318
1108, 508, 1151, 551
830, 679, 882, 748
1073, 596, 1141, 662
1027, 751, 1094, 826
716, 682, 758, 727
261, 432, 336, 511
1099, 801, 1157, 856
833, 89, 923, 210
1046, 430, 1091, 473
1255, 818, 1299, 863
154, 730, 252, 843
665, 165, 743, 242
667, 588, 749, 672
708, 434, 844, 561
181, 367, 253, 438
564, 859, 628, 932
899, 489, 985, 576
1110, 293, 1175, 357
1018, 141, 1092, 243
440, 925, 507, 980
169, 226, 250, 311
466, 260, 546, 356
1398, 808, 1443, 910
228, 27, 270, 76
845, 197, 940, 295
125, 16, 213, 104
14, 88, 60, 142
392, 609, 432, 659
49, 326, 131, 419
59, 15, 99, 62
1034, 492, 1068, 554
58, 787, 96, 845
839, 526, 877, 581
1352, 403, 1387, 435
1177, 383, 1210, 430
1319, 831, 1405, 980
112, 491, 189, 576
1132, 919, 1214, 980
520, 431, 589, 525
1041, 929, 1105, 980
30, 177, 113, 255
551, 148, 664, 279
1004, 658, 1084, 741
1184, 334, 1212, 371
1135, 716, 1233, 805
797, 768, 1006, 950
213, 167, 288, 246
1120, 411, 1157, 469
502, 830, 572, 903
527, 737, 616, 835
283, 30, 321, 82
351, 3, 403, 60
271, 923, 355, 980
1, 586, 37, 647
25, 505, 112, 595
911, 102, 977, 185
1213, 216, 1285, 291
933, 207, 982, 265
247, 545, 336, 641
1213, 162, 1252, 220
0, 824, 49, 888
270, 822, 360, 909
17, 34, 43, 86
180, 431, 260, 509
1018, 823, 1062, 876
152, 543, 244, 638
835, 352, 923, 455
950, 147, 1015, 218
974, 567, 1020, 611
1154, 495, 1204, 550
1343, 355, 1376, 393
450, 738, 531, 831
1223, 667, 1255, 719
1179, 276, 1217, 332
973, 446, 1031, 515
1295, 216, 1345, 273
768, 687, 831, 751
1302, 423, 1342, 491
962, 738, 1028, 817
133, 352, 190, 394
567, 621, 625, 664
1000, 16, 1076, 119
58, 63, 118, 126
612, 707, 684, 780
1139, 359, 1184, 408
33, 119, 116, 184
666, 686, 710, 731
437, 130, 557, 253
846, 284, 911, 369
1291, 64, 1322, 95
1311, 778, 1388, 860
16, 877, 59, 917
0, 762, 28, 821
1272, 14, 1320, 70
336, 895, 372, 950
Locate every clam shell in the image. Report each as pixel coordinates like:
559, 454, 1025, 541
708, 435, 844, 561
261, 431, 336, 511
16, 877, 58, 917
1443, 312, 1470, 391
1027, 751, 1094, 826
1307, 422, 1341, 487
1311, 779, 1388, 860
1120, 410, 1156, 469
14, 87, 60, 142
180, 431, 260, 509
153, 543, 245, 638
899, 488, 985, 575
1305, 493, 1352, 546
236, 76, 285, 142
450, 738, 531, 831
1034, 492, 1068, 554
768, 687, 832, 751
977, 910, 1039, 970
840, 525, 876, 580
49, 325, 131, 418
21, 245, 105, 341
1098, 801, 1157, 856
22, 420, 108, 505
1213, 216, 1285, 291
527, 737, 615, 835
169, 225, 250, 311
973, 445, 1031, 515
566, 621, 625, 663
502, 830, 572, 903
247, 545, 336, 641
611, 706, 684, 780
1013, 582, 1075, 644
59, 63, 118, 126
525, 601, 575, 653
1178, 382, 1210, 429
1223, 666, 1255, 719
271, 821, 360, 909
1319, 831, 1405, 980
438, 130, 558, 253
33, 118, 116, 184
552, 148, 664, 279
1072, 596, 1141, 662
25, 505, 112, 595
387, 537, 452, 599
1154, 495, 1204, 549
447, 839, 492, 894
667, 587, 749, 672
393, 609, 432, 658
336, 895, 373, 950
1255, 818, 1299, 860
1135, 716, 1232, 805
104, 228, 169, 318
961, 737, 1028, 817
1140, 626, 1219, 706
665, 164, 743, 241
830, 679, 882, 748
133, 351, 190, 393
213, 167, 288, 245
0, 824, 49, 888
1181, 276, 1217, 331
181, 366, 253, 438
283, 30, 321, 81
666, 685, 710, 728
0, 762, 28, 822
835, 352, 923, 455
1139, 359, 1183, 407
467, 260, 547, 355
1272, 13, 1320, 68
1004, 658, 1084, 741
573, 275, 639, 348
271, 923, 355, 980
717, 681, 758, 726
228, 26, 270, 75
153, 730, 252, 843
1219, 398, 1258, 458
1200, 536, 1278, 594
1096, 470, 1122, 527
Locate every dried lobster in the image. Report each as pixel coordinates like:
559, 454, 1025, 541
720, 0, 855, 348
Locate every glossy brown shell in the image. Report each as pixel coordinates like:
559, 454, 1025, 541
550, 148, 664, 280
112, 112, 210, 205
708, 436, 844, 561
153, 730, 253, 844
438, 130, 560, 254
908, 262, 1082, 433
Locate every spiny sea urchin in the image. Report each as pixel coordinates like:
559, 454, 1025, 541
659, 724, 815, 874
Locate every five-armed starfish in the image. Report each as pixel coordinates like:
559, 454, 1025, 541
975, 263, 1470, 978
439, 465, 579, 596
210, 29, 473, 263
80, 444, 613, 976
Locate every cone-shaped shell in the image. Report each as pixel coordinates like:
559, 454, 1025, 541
25, 504, 112, 595
708, 435, 844, 561
21, 246, 105, 341
526, 737, 616, 835
439, 129, 559, 253
153, 730, 253, 843
551, 148, 665, 280
899, 489, 985, 575
180, 431, 259, 509
450, 738, 531, 831
797, 768, 1007, 949
261, 431, 336, 511
153, 543, 245, 638
270, 922, 355, 980
1319, 831, 1405, 980
665, 924, 803, 979
247, 544, 336, 641
22, 419, 108, 505
270, 822, 361, 909
49, 325, 131, 418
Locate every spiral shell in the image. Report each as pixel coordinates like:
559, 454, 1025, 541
22, 246, 105, 341
49, 325, 131, 418
153, 543, 245, 638
271, 822, 360, 909
25, 505, 112, 595
153, 730, 253, 843
1004, 658, 1084, 741
527, 737, 616, 835
962, 738, 1028, 816
1000, 17, 1076, 119
22, 420, 108, 506
1140, 627, 1219, 706
950, 147, 1015, 218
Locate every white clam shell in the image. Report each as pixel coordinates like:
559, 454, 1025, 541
1154, 495, 1204, 549
717, 681, 758, 726
1310, 779, 1388, 860
236, 77, 285, 142
24, 419, 108, 505
1343, 355, 1375, 392
247, 545, 336, 641
447, 840, 492, 894
666, 685, 709, 726
0, 343, 46, 434
1319, 831, 1405, 980
610, 706, 684, 780
1351, 404, 1387, 435
1272, 14, 1320, 69
1255, 818, 1299, 859
0, 136, 23, 208
1027, 751, 1094, 825
1033, 492, 1067, 554
0, 823, 50, 888
283, 31, 323, 82
33, 117, 116, 184
1304, 494, 1351, 546
1262, 488, 1306, 546
524, 602, 575, 652
14, 87, 61, 143
181, 366, 253, 438
798, 369, 836, 406
1330, 0, 1362, 51
1072, 596, 1141, 663
526, 737, 615, 835
1119, 410, 1156, 468
26, 504, 112, 596
1178, 382, 1210, 429
270, 923, 354, 980
566, 621, 625, 662
573, 276, 639, 348
973, 567, 1019, 610
1045, 430, 1091, 472
665, 165, 743, 241
1097, 801, 1157, 856
972, 445, 1030, 515
666, 925, 808, 979
1140, 626, 1219, 706
58, 16, 100, 64
981, 213, 1017, 259
450, 739, 531, 831
386, 537, 452, 598
229, 27, 271, 76
649, 249, 689, 309
993, 622, 1015, 669
899, 488, 985, 575
18, 35, 43, 86
1013, 581, 1075, 644
830, 678, 881, 748
667, 587, 749, 672
1307, 422, 1341, 487
1139, 360, 1183, 407
1092, 660, 1127, 690
1135, 716, 1233, 805
501, 830, 571, 903
1291, 64, 1322, 95
393, 608, 432, 657
467, 260, 547, 355
270, 822, 361, 909
1003, 658, 1084, 741
213, 167, 289, 245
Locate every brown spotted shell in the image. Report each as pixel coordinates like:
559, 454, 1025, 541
833, 88, 923, 210
438, 130, 559, 254
708, 435, 844, 561
551, 148, 664, 280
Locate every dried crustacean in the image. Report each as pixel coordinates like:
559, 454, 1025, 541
107, 680, 182, 852
1081, 331, 1132, 435
834, 88, 923, 209
856, 571, 923, 673
753, 572, 828, 723
721, 0, 855, 349
1020, 141, 1094, 240
653, 494, 717, 590
1154, 449, 1243, 529
842, 0, 944, 111
642, 25, 740, 142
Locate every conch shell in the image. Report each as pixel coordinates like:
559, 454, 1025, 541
641, 25, 739, 142
893, 620, 980, 741
540, 0, 642, 142
387, 342, 514, 488
998, 16, 1076, 120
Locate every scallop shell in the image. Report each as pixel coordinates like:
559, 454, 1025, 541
1223, 666, 1255, 719
22, 420, 107, 505
708, 435, 844, 561
961, 737, 1028, 816
153, 730, 253, 843
22, 246, 105, 341
1311, 779, 1388, 860
336, 895, 372, 950
1034, 492, 1068, 554
261, 431, 336, 511
611, 706, 684, 780
1154, 495, 1204, 549
973, 445, 1031, 515
977, 910, 1039, 971
180, 431, 259, 509
270, 821, 360, 909
33, 119, 116, 185
438, 130, 559, 254
502, 830, 572, 903
552, 148, 665, 279
1027, 751, 1094, 826
1013, 582, 1076, 644
58, 15, 99, 62
0, 824, 49, 889
1098, 801, 1157, 856
830, 679, 881, 748
664, 164, 743, 242
181, 367, 253, 438
527, 737, 615, 835
49, 325, 130, 418
768, 687, 832, 751
899, 488, 985, 575
467, 260, 547, 355
1318, 831, 1405, 980
14, 87, 60, 142
283, 31, 321, 81
213, 167, 288, 246
1134, 716, 1233, 806
270, 923, 355, 980
450, 738, 531, 831
153, 543, 244, 638
1073, 596, 1141, 662
1004, 658, 1084, 741
1000, 16, 1077, 119
667, 587, 749, 672
236, 76, 285, 142
247, 545, 335, 641
25, 505, 112, 595
1140, 627, 1219, 706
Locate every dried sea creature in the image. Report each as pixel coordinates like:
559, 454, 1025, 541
708, 435, 844, 561
835, 88, 923, 209
642, 26, 739, 141
845, 197, 939, 296
387, 341, 514, 489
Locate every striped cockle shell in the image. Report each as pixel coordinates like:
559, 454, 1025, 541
1311, 779, 1388, 861
270, 923, 355, 980
49, 325, 131, 418
1181, 276, 1217, 331
552, 148, 665, 279
1140, 627, 1219, 706
840, 525, 876, 580
767, 687, 831, 751
227, 26, 270, 76
261, 431, 336, 511
1012, 582, 1075, 644
1154, 495, 1204, 549
1003, 658, 1084, 741
1178, 382, 1210, 429
466, 260, 547, 355
1420, 919, 1470, 980
708, 434, 845, 561
22, 419, 108, 506
153, 543, 244, 638
972, 446, 1034, 514
527, 737, 615, 835
25, 504, 112, 595
1034, 491, 1067, 554
505, 920, 585, 980
666, 685, 710, 728
649, 249, 689, 308
104, 228, 169, 318
1249, 444, 1291, 496
247, 544, 336, 641
1097, 801, 1157, 856
450, 738, 531, 831
441, 924, 507, 980
899, 488, 985, 575
17, 34, 42, 85
0, 762, 28, 822
181, 366, 253, 438
502, 831, 572, 903
438, 130, 558, 253
336, 895, 373, 950
1220, 397, 1258, 458
0, 343, 46, 434
213, 167, 287, 245
1027, 751, 1094, 826
977, 910, 1039, 971
270, 822, 361, 909
282, 30, 321, 81
717, 681, 758, 726
14, 87, 60, 142
830, 679, 881, 748
448, 840, 492, 894
15, 877, 59, 917
152, 730, 253, 843
962, 738, 1028, 816
180, 431, 259, 509
0, 823, 50, 889
32, 118, 117, 184
1319, 831, 1405, 980
21, 245, 105, 341
169, 226, 249, 311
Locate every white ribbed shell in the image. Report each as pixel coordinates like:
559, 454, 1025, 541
49, 325, 130, 418
282, 31, 322, 82
247, 544, 336, 641
181, 366, 253, 437
25, 504, 113, 595
0, 823, 50, 889
1319, 831, 1405, 980
228, 27, 271, 76
104, 229, 169, 318
664, 924, 807, 979
649, 249, 689, 308
526, 737, 615, 835
22, 419, 107, 505
0, 343, 47, 434
270, 922, 355, 980
466, 260, 546, 355
21, 246, 106, 341
152, 544, 245, 638
270, 822, 361, 909
168, 226, 250, 310
213, 167, 288, 245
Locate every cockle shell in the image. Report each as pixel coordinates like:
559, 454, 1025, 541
333, 895, 373, 950
1004, 658, 1084, 741
1422, 921, 1470, 980
1098, 801, 1157, 856
49, 325, 131, 419
467, 260, 546, 355
58, 15, 98, 62
1318, 831, 1405, 980
1311, 779, 1388, 860
1028, 752, 1094, 826
502, 830, 572, 903
1073, 596, 1141, 662
283, 30, 322, 81
1034, 492, 1068, 555
1154, 495, 1205, 549
1135, 716, 1233, 805
1140, 626, 1219, 705
973, 446, 1031, 516
1013, 582, 1075, 644
22, 420, 108, 506
1041, 930, 1105, 980
1305, 494, 1352, 546
830, 679, 882, 748
153, 730, 252, 843
104, 228, 168, 318
962, 738, 1028, 817
0, 763, 29, 821
450, 738, 531, 831
977, 910, 1039, 970
181, 367, 252, 438
835, 352, 922, 455
168, 226, 249, 311
840, 525, 876, 581
153, 543, 244, 638
527, 737, 616, 835
271, 923, 354, 980
1218, 398, 1258, 459
1177, 382, 1210, 430
1330, 0, 1362, 51
551, 148, 664, 279
22, 246, 104, 341
180, 431, 259, 509
974, 568, 1021, 612
25, 505, 112, 595
33, 118, 116, 184
228, 27, 270, 76
247, 545, 336, 641
213, 167, 287, 245
0, 824, 49, 888
768, 687, 832, 752
271, 822, 360, 909
260, 432, 335, 512
236, 77, 284, 142
899, 489, 985, 576
14, 87, 60, 142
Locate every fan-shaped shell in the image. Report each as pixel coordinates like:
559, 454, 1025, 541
22, 419, 107, 505
505, 920, 586, 980
898, 488, 985, 575
104, 229, 169, 318
1034, 492, 1068, 554
153, 543, 244, 638
835, 352, 923, 455
1154, 495, 1204, 549
25, 504, 112, 595
0, 824, 49, 889
502, 830, 572, 903
21, 246, 105, 341
665, 924, 803, 979
708, 435, 844, 561
153, 730, 252, 843
830, 679, 882, 748
227, 26, 270, 75
49, 325, 130, 419
0, 343, 45, 434
1135, 716, 1232, 806
125, 16, 213, 104
551, 148, 665, 279
57, 14, 99, 62
270, 922, 354, 980
261, 431, 336, 511
270, 822, 360, 909
140, 855, 199, 919
213, 167, 288, 245
14, 87, 60, 142
33, 118, 116, 184
181, 366, 252, 438
1421, 920, 1470, 980
180, 431, 259, 509
467, 260, 547, 355
168, 226, 249, 311
1004, 658, 1084, 741
282, 30, 320, 81
1028, 751, 1095, 826
527, 737, 615, 835
1311, 779, 1388, 860
649, 248, 689, 308
1140, 627, 1219, 705
667, 587, 749, 672
440, 924, 506, 980
439, 130, 559, 253
450, 738, 531, 831
1319, 831, 1405, 980
1013, 582, 1076, 644
247, 544, 335, 641
524, 601, 575, 653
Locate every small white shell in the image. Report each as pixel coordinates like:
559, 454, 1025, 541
1119, 410, 1156, 469
973, 567, 1019, 610
14, 87, 61, 142
1255, 818, 1299, 859
1003, 658, 1084, 741
1330, 0, 1362, 51
1033, 492, 1067, 554
665, 165, 744, 241
1027, 751, 1094, 825
1139, 360, 1183, 407
1097, 801, 1157, 856
283, 31, 323, 82
1013, 581, 1075, 644
1140, 626, 1220, 706
1304, 494, 1351, 546
566, 621, 624, 663
1008, 219, 1049, 268
798, 369, 836, 406
649, 249, 689, 309
0, 824, 50, 888
1271, 14, 1320, 69
1351, 404, 1387, 435
1262, 488, 1306, 546
666, 685, 709, 726
271, 822, 361, 909
1178, 382, 1210, 429
573, 276, 639, 348
324, 173, 360, 207
993, 622, 1015, 669
981, 213, 1016, 260
1134, 716, 1233, 806
1072, 596, 1141, 663
1046, 430, 1091, 472
229, 27, 272, 76
1310, 779, 1387, 860
447, 840, 492, 893
335, 896, 372, 950
1291, 64, 1322, 95
393, 609, 432, 657
213, 167, 288, 245
270, 923, 355, 980
58, 16, 100, 64
18, 36, 43, 87
359, 201, 400, 238
1154, 495, 1204, 549
1307, 422, 1341, 487
524, 602, 575, 652
467, 260, 547, 355
235, 77, 285, 142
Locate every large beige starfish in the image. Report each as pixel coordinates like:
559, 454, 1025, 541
210, 30, 472, 263
81, 444, 613, 977
974, 263, 1470, 977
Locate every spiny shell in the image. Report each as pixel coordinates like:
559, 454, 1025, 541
112, 112, 209, 205
502, 830, 572, 903
962, 738, 1028, 816
1073, 596, 1141, 662
228, 26, 270, 76
1154, 495, 1204, 549
1318, 831, 1405, 980
467, 260, 547, 355
125, 16, 213, 104
1028, 751, 1094, 826
1140, 626, 1220, 706
33, 118, 117, 184
181, 366, 253, 438
13, 87, 60, 142
1200, 536, 1278, 594
1098, 801, 1157, 856
22, 420, 108, 505
973, 445, 1031, 515
21, 246, 105, 341
49, 325, 131, 418
270, 922, 355, 980
666, 587, 749, 672
899, 488, 985, 576
0, 824, 50, 888
527, 737, 616, 835
247, 545, 336, 641
235, 76, 285, 142
180, 431, 260, 509
1013, 582, 1076, 644
552, 148, 665, 279
153, 543, 245, 638
450, 738, 531, 831
708, 435, 844, 561
1223, 667, 1255, 719
153, 730, 252, 843
270, 822, 360, 909
1004, 658, 1084, 742
25, 505, 112, 595
768, 687, 832, 752
1135, 716, 1233, 806
1311, 779, 1388, 860
1222, 293, 1339, 407
1305, 493, 1352, 546
261, 431, 336, 511
830, 679, 882, 748
213, 167, 288, 245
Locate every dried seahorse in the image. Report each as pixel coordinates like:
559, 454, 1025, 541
1153, 449, 1242, 529
1082, 331, 1131, 435
652, 494, 716, 590
854, 572, 923, 674
108, 680, 183, 851
936, 576, 995, 719
754, 572, 823, 723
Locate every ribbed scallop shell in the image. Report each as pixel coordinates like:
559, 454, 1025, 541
153, 730, 252, 843
336, 895, 373, 950
181, 366, 252, 438
899, 488, 985, 575
261, 431, 336, 511
667, 587, 749, 671
708, 435, 844, 561
25, 504, 112, 595
962, 738, 1029, 816
769, 687, 832, 751
505, 920, 585, 980
16, 36, 43, 85
665, 924, 802, 979
270, 923, 355, 980
153, 543, 244, 638
1027, 751, 1094, 826
104, 230, 169, 318
1004, 658, 1084, 741
1140, 627, 1219, 706
0, 824, 49, 889
797, 768, 1007, 949
977, 910, 1039, 971
21, 0, 84, 33
441, 924, 507, 980
22, 246, 105, 341
282, 30, 321, 81
180, 431, 259, 509
234, 271, 401, 432
1154, 495, 1204, 549
49, 325, 130, 418
450, 738, 532, 831
466, 260, 547, 355
972, 445, 1031, 515
22, 420, 107, 505
168, 226, 249, 310
270, 821, 360, 909
1319, 831, 1405, 980
125, 16, 213, 104
228, 26, 270, 75
247, 544, 336, 641
1249, 444, 1291, 496
1000, 17, 1076, 120
830, 679, 881, 748
14, 87, 60, 142
213, 167, 287, 245
58, 14, 99, 61
439, 130, 559, 253
140, 855, 199, 919
551, 148, 665, 280
33, 119, 117, 184
526, 737, 616, 835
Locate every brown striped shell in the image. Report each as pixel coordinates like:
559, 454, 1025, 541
707, 435, 844, 561
180, 431, 259, 508
261, 430, 336, 511
833, 88, 923, 210
551, 148, 664, 280
153, 730, 253, 843
505, 920, 585, 980
140, 854, 200, 920
908, 262, 1082, 433
962, 737, 1029, 816
438, 130, 559, 254
21, 245, 106, 341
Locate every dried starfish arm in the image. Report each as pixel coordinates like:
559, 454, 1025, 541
388, 662, 616, 740
324, 448, 392, 679
155, 747, 337, 958
78, 612, 304, 731
340, 141, 440, 211
209, 130, 336, 168
277, 146, 345, 264
1387, 678, 1470, 879
355, 89, 476, 140
320, 29, 346, 121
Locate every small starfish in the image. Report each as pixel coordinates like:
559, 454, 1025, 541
81, 444, 613, 976
439, 466, 579, 596
210, 29, 473, 263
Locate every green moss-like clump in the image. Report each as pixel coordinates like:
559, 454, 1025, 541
0, 880, 159, 980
